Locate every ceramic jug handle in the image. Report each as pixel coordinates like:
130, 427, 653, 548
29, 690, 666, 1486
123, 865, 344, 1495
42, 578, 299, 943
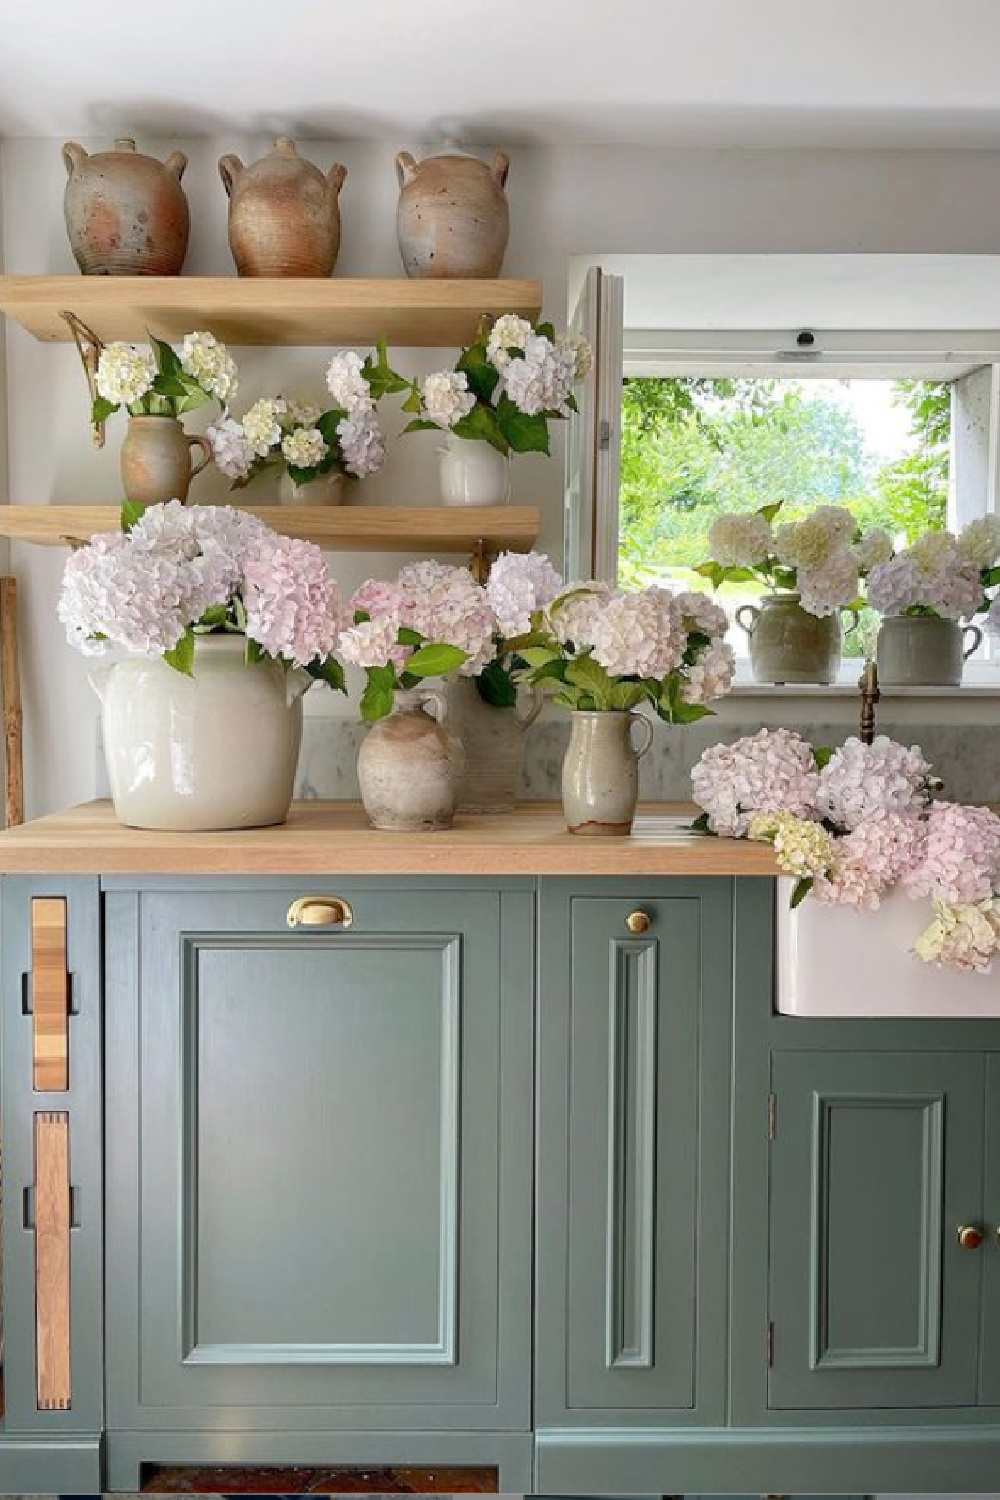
629, 712, 655, 759
735, 604, 760, 638
843, 605, 863, 638
516, 688, 544, 731
218, 153, 244, 197
164, 150, 188, 181
187, 435, 212, 481
327, 162, 348, 196
491, 149, 511, 188
416, 687, 448, 725
62, 141, 88, 177
963, 624, 984, 660
396, 150, 418, 189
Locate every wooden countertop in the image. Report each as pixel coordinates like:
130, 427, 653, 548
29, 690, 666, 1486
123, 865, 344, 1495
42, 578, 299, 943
0, 801, 779, 878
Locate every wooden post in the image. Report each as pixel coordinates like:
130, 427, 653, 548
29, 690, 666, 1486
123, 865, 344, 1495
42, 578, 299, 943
0, 576, 24, 826
35, 1111, 72, 1410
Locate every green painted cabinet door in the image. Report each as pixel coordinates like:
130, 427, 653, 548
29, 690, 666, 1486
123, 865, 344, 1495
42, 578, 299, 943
978, 1052, 1000, 1406
768, 1050, 986, 1410
536, 879, 735, 1426
104, 881, 532, 1435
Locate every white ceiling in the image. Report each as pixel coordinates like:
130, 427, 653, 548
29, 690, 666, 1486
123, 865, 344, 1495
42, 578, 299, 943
4, 0, 1000, 147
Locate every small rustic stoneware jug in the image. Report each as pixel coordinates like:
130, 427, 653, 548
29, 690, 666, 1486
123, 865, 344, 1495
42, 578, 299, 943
562, 710, 654, 837
737, 592, 859, 685
219, 138, 347, 278
357, 688, 465, 832
445, 677, 542, 813
62, 137, 190, 275
90, 636, 309, 831
876, 613, 983, 687
395, 148, 510, 278
119, 415, 211, 506
277, 470, 345, 507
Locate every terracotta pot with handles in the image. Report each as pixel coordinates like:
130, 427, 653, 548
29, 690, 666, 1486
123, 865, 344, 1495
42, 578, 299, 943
119, 415, 211, 506
395, 148, 510, 279
62, 137, 189, 275
219, 137, 347, 278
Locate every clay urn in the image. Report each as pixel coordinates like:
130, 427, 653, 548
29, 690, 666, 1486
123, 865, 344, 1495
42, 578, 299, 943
395, 148, 510, 279
219, 137, 347, 278
62, 137, 190, 276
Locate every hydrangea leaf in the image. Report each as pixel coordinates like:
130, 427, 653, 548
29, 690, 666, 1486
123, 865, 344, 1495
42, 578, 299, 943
496, 396, 550, 455
307, 658, 346, 694
360, 665, 397, 722
456, 341, 500, 403
452, 403, 507, 453
790, 876, 814, 908
92, 395, 118, 426
476, 658, 518, 708
163, 629, 195, 677
405, 643, 468, 679
120, 500, 147, 533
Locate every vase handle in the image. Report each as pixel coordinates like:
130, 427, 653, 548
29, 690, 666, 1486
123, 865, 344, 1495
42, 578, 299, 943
285, 668, 313, 707
516, 688, 544, 731
843, 605, 863, 638
629, 711, 655, 760
963, 624, 984, 660
735, 604, 760, 639
187, 434, 212, 481
416, 687, 449, 725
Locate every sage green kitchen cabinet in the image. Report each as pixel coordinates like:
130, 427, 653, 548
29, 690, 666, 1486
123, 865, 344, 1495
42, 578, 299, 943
535, 878, 736, 1427
767, 1050, 986, 1410
978, 1054, 1000, 1405
102, 879, 533, 1478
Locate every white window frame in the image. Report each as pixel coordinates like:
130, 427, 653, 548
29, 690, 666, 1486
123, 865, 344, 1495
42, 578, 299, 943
620, 329, 1000, 687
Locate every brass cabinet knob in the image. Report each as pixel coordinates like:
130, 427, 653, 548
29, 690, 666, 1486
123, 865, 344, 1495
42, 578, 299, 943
626, 909, 652, 934
958, 1224, 985, 1250
287, 896, 354, 929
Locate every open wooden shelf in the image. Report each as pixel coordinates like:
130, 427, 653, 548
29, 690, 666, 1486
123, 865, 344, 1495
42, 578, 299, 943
0, 504, 540, 553
0, 276, 543, 347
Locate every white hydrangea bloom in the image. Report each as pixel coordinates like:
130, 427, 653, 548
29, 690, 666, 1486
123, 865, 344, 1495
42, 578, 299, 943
486, 551, 563, 637
707, 512, 774, 568
910, 530, 959, 571
774, 516, 833, 572
929, 558, 986, 619
179, 331, 238, 402
394, 560, 497, 676
337, 407, 386, 479
854, 527, 895, 572
486, 314, 535, 370
673, 590, 729, 641
501, 334, 577, 416
797, 547, 860, 617
914, 897, 1000, 972
550, 582, 613, 647
281, 426, 329, 470
206, 414, 253, 481
683, 639, 735, 704
958, 515, 1000, 569
325, 351, 373, 412
811, 505, 857, 542
95, 342, 156, 407
337, 615, 411, 671
690, 727, 820, 837
584, 587, 689, 680
421, 371, 476, 428
866, 553, 923, 615
555, 331, 593, 381
287, 398, 323, 426
241, 398, 287, 457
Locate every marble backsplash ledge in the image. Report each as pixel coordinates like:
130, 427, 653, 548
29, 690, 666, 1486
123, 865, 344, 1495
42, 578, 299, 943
295, 716, 1000, 807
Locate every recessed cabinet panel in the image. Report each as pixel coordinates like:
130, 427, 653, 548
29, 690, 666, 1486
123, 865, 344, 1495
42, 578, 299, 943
768, 1050, 985, 1410
104, 886, 532, 1431
978, 1053, 1000, 1406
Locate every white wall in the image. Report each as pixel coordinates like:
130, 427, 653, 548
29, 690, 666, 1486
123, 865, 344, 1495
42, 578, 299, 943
7, 139, 1000, 816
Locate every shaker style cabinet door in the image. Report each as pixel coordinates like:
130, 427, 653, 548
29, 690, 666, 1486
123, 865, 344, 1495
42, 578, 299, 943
767, 1050, 985, 1411
536, 880, 735, 1425
977, 1053, 1000, 1406
104, 882, 532, 1434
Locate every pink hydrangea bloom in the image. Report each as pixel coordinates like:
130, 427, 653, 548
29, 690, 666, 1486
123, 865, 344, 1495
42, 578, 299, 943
813, 811, 927, 910
815, 736, 931, 831
690, 728, 820, 837
486, 551, 562, 637
243, 534, 346, 668
903, 802, 1000, 905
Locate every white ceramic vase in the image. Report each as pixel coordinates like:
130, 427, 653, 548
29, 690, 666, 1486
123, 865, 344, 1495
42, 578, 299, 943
90, 635, 310, 831
445, 676, 542, 813
357, 688, 465, 832
876, 614, 983, 687
438, 434, 511, 507
277, 469, 345, 507
561, 710, 655, 837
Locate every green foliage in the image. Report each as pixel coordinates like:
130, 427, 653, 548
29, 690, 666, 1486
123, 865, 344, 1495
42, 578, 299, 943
618, 375, 951, 587
477, 658, 518, 707
120, 500, 147, 533
404, 642, 468, 678
307, 658, 347, 694
163, 628, 195, 677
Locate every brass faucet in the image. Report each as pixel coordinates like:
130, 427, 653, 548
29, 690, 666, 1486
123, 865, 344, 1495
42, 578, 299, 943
859, 658, 880, 744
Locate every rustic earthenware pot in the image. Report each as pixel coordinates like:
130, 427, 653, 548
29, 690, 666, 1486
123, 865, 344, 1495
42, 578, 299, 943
219, 137, 347, 278
876, 614, 983, 687
395, 148, 510, 279
62, 137, 189, 276
445, 677, 542, 813
562, 710, 654, 837
737, 592, 859, 685
357, 688, 465, 832
119, 415, 211, 506
277, 470, 346, 507
90, 636, 310, 831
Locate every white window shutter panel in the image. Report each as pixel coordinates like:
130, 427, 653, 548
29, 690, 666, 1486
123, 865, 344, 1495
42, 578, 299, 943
563, 268, 624, 582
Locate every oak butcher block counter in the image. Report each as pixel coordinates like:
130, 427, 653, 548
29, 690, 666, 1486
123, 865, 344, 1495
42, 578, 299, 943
0, 799, 778, 876
6, 800, 1000, 1497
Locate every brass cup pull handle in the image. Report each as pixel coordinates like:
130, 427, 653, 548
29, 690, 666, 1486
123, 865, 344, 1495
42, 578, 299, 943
626, 909, 652, 934
287, 896, 354, 929
958, 1223, 985, 1250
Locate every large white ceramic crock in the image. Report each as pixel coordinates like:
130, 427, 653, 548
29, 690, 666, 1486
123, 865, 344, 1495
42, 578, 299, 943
438, 434, 511, 507
90, 635, 310, 831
